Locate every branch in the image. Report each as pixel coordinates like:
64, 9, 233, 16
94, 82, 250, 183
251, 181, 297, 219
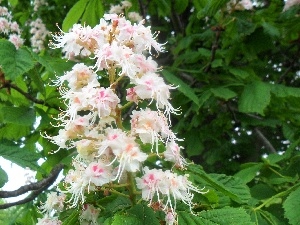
204, 27, 223, 73
138, 0, 147, 20
1, 82, 59, 110
226, 103, 277, 154
254, 127, 277, 154
0, 164, 64, 209
9, 83, 45, 105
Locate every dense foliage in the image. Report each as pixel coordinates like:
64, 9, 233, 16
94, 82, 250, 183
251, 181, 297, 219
0, 0, 300, 225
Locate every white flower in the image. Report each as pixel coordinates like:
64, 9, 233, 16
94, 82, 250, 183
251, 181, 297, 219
98, 128, 148, 181
109, 4, 123, 14
29, 18, 49, 52
130, 108, 175, 153
90, 87, 120, 118
163, 141, 187, 168
133, 72, 178, 115
76, 139, 98, 159
283, 0, 300, 11
112, 137, 148, 180
63, 160, 88, 207
80, 204, 100, 225
57, 63, 98, 90
84, 161, 113, 187
165, 211, 177, 225
8, 33, 24, 49
51, 24, 93, 58
121, 1, 132, 8
36, 216, 62, 225
136, 167, 206, 213
40, 192, 66, 214
128, 12, 143, 22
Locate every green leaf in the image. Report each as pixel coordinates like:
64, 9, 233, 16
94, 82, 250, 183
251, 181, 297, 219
8, 0, 18, 7
198, 0, 229, 18
250, 183, 276, 200
0, 142, 40, 170
198, 90, 212, 107
111, 213, 140, 225
229, 68, 251, 79
81, 0, 104, 27
211, 59, 223, 68
188, 164, 251, 204
234, 163, 263, 184
61, 208, 80, 225
0, 40, 34, 81
127, 204, 160, 225
249, 209, 281, 225
162, 70, 199, 106
0, 123, 30, 140
62, 0, 89, 31
185, 130, 204, 157
283, 187, 300, 225
261, 22, 280, 38
210, 87, 237, 101
0, 106, 35, 126
105, 196, 132, 213
238, 81, 271, 116
178, 207, 254, 225
271, 84, 300, 98
174, 0, 189, 14
0, 166, 8, 188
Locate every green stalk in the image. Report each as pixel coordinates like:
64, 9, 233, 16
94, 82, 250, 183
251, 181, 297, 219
254, 183, 300, 211
127, 172, 137, 205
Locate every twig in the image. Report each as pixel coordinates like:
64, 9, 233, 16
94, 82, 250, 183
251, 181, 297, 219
1, 82, 58, 109
254, 127, 277, 154
204, 27, 223, 73
0, 164, 64, 209
9, 83, 45, 105
138, 0, 147, 20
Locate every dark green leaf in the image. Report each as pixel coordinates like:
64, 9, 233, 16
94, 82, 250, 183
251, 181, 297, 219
249, 209, 281, 225
229, 68, 251, 79
262, 22, 280, 37
81, 0, 104, 27
188, 164, 251, 204
0, 142, 40, 170
283, 187, 300, 225
61, 208, 80, 225
238, 81, 271, 116
0, 106, 35, 126
62, 0, 89, 31
111, 213, 140, 225
198, 0, 230, 18
162, 70, 200, 106
174, 0, 189, 14
210, 87, 237, 101
105, 196, 132, 213
271, 84, 300, 98
127, 204, 160, 225
178, 207, 254, 225
0, 123, 30, 140
0, 40, 34, 81
234, 163, 263, 184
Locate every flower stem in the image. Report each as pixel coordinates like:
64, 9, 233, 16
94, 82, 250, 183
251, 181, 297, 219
127, 172, 137, 205
254, 183, 300, 211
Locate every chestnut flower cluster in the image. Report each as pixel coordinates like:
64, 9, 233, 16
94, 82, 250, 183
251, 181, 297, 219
283, 0, 300, 11
40, 13, 205, 225
29, 18, 49, 53
227, 0, 253, 11
0, 5, 24, 49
